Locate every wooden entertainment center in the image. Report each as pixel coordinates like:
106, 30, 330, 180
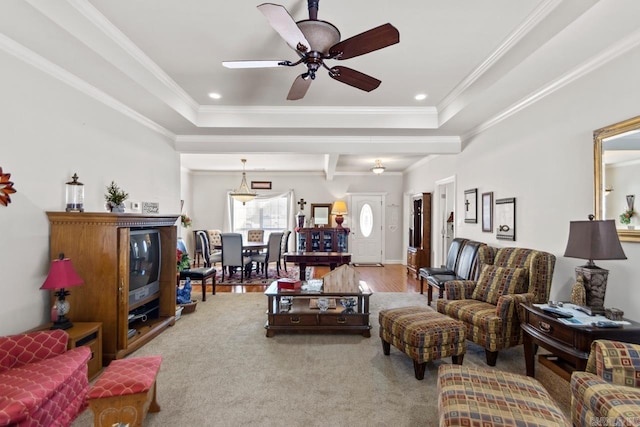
46, 212, 179, 364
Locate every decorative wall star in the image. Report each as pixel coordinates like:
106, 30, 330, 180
0, 167, 16, 206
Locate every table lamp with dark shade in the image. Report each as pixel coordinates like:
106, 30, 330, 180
40, 253, 84, 330
563, 215, 626, 315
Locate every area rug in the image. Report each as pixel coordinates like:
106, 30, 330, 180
353, 263, 384, 267
213, 265, 313, 285
73, 293, 570, 427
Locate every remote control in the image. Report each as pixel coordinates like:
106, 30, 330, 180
592, 320, 621, 328
542, 307, 573, 318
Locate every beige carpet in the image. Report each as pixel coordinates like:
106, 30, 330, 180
73, 293, 570, 426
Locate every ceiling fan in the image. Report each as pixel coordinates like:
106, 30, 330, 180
222, 1, 400, 100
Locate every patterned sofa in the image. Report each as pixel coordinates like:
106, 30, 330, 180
436, 246, 556, 366
571, 340, 640, 426
0, 329, 91, 426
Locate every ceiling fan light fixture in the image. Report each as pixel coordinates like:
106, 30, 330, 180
371, 159, 386, 174
230, 159, 256, 205
297, 20, 340, 53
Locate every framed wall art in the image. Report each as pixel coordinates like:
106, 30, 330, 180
464, 188, 478, 223
495, 197, 516, 241
481, 192, 493, 232
251, 181, 272, 190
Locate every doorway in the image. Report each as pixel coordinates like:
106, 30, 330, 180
349, 194, 384, 264
434, 176, 456, 267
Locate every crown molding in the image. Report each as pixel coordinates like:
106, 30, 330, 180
437, 0, 563, 115
0, 33, 175, 141
463, 27, 640, 142
175, 134, 461, 155
196, 105, 438, 129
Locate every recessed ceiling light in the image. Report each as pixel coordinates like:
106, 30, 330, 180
414, 93, 427, 101
208, 92, 222, 99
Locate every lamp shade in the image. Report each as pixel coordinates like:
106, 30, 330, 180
564, 218, 626, 264
331, 200, 348, 215
41, 255, 84, 290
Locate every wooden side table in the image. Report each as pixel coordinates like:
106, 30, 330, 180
66, 322, 103, 380
520, 303, 640, 381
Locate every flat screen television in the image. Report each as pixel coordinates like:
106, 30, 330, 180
128, 228, 161, 307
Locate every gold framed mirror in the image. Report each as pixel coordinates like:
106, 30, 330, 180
311, 203, 332, 227
594, 115, 640, 242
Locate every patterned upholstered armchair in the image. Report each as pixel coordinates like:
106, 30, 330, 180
571, 340, 640, 426
436, 246, 556, 366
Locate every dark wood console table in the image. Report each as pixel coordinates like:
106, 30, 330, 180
521, 303, 640, 380
284, 252, 351, 278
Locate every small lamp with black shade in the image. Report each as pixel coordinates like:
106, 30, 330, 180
563, 215, 626, 315
40, 253, 84, 330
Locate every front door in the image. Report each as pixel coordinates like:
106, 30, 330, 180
349, 194, 383, 264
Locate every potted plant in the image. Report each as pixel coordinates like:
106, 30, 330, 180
620, 208, 636, 228
104, 181, 128, 212
180, 213, 192, 228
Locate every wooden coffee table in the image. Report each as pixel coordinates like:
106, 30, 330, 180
521, 303, 640, 380
264, 280, 371, 337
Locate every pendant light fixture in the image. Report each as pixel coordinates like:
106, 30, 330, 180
371, 159, 386, 174
230, 159, 256, 205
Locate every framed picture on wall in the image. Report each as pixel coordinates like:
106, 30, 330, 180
464, 188, 478, 223
495, 197, 516, 240
482, 192, 493, 232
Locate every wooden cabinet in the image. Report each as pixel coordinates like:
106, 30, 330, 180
47, 212, 179, 365
296, 227, 349, 252
407, 193, 431, 278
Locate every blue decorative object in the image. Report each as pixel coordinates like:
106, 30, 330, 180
177, 277, 192, 304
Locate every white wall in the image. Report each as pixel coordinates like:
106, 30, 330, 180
189, 171, 405, 262
0, 51, 181, 335
404, 46, 640, 321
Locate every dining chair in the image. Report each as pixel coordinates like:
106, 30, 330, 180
206, 230, 223, 266
251, 232, 283, 279
179, 231, 217, 301
197, 230, 222, 267
247, 229, 264, 243
278, 230, 292, 273
221, 233, 253, 282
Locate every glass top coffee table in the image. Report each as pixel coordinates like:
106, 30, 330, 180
264, 280, 372, 338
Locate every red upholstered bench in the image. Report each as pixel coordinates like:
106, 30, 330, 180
88, 355, 162, 427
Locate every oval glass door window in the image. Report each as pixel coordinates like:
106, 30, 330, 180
359, 203, 373, 237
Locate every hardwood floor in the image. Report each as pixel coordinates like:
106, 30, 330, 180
205, 263, 424, 294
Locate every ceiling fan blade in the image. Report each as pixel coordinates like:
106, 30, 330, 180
287, 75, 312, 100
223, 60, 290, 69
257, 3, 310, 53
329, 66, 381, 92
329, 23, 399, 60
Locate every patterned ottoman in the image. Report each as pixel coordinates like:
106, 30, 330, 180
438, 364, 570, 426
88, 355, 162, 427
379, 306, 466, 380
